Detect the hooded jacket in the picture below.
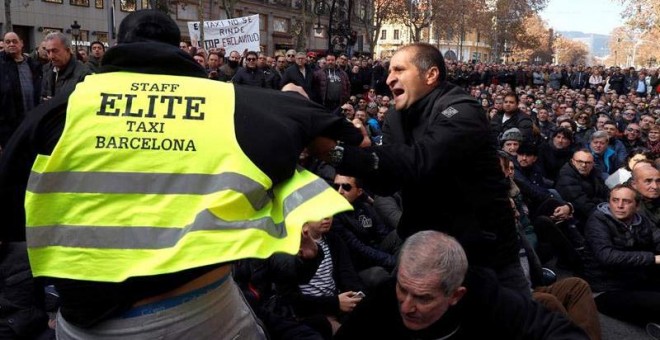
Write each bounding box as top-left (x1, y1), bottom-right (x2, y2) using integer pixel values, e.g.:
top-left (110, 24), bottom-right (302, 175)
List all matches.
top-left (583, 203), bottom-right (660, 292)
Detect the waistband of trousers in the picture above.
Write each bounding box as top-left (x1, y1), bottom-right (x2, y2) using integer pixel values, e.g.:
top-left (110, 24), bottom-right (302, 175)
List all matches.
top-left (121, 272), bottom-right (231, 319)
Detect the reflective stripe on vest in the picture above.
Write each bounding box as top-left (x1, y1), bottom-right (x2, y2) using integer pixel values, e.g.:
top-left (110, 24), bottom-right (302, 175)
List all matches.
top-left (25, 73), bottom-right (352, 282)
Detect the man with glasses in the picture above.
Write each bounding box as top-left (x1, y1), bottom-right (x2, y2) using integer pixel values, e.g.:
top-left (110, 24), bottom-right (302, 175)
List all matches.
top-left (620, 123), bottom-right (644, 154)
top-left (285, 49), bottom-right (296, 67)
top-left (0, 32), bottom-right (42, 148)
top-left (274, 55), bottom-right (287, 78)
top-left (331, 174), bottom-right (396, 288)
top-left (233, 51), bottom-right (268, 88)
top-left (556, 149), bottom-right (609, 230)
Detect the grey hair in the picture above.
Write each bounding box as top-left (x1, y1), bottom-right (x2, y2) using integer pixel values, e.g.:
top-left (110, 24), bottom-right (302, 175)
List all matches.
top-left (44, 32), bottom-right (72, 50)
top-left (398, 230), bottom-right (468, 296)
top-left (295, 52), bottom-right (306, 58)
top-left (590, 130), bottom-right (609, 142)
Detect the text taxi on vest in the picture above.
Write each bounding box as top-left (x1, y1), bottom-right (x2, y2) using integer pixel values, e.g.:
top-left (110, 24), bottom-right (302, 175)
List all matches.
top-left (95, 82), bottom-right (203, 152)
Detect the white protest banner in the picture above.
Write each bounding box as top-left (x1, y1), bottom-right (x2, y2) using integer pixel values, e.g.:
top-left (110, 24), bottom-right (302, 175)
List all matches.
top-left (187, 15), bottom-right (260, 53)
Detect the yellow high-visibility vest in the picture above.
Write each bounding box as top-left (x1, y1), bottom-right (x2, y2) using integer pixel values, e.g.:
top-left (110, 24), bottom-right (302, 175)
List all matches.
top-left (25, 72), bottom-right (352, 282)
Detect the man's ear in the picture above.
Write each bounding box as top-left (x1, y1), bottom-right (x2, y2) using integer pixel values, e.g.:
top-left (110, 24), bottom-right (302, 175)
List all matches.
top-left (448, 286), bottom-right (466, 306)
top-left (426, 66), bottom-right (440, 86)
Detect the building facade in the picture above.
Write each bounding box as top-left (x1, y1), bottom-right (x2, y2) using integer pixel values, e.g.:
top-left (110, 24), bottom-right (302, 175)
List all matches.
top-left (0, 0), bottom-right (368, 56)
top-left (375, 21), bottom-right (493, 62)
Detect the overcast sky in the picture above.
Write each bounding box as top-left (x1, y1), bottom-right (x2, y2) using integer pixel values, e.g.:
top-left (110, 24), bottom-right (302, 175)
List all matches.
top-left (539, 0), bottom-right (626, 35)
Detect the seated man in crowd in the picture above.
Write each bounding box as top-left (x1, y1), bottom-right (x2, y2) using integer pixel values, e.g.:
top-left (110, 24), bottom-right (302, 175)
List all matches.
top-left (510, 198), bottom-right (602, 340)
top-left (331, 175), bottom-right (396, 288)
top-left (582, 184), bottom-right (660, 331)
top-left (537, 128), bottom-right (575, 185)
top-left (586, 131), bottom-right (620, 181)
top-left (335, 230), bottom-right (589, 339)
top-left (500, 128), bottom-right (523, 157)
top-left (555, 149), bottom-right (609, 231)
top-left (512, 143), bottom-right (583, 270)
top-left (631, 162), bottom-right (660, 226)
top-left (274, 217), bottom-right (365, 339)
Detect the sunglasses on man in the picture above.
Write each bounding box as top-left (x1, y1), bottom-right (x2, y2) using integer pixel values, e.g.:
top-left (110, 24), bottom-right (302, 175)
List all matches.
top-left (332, 183), bottom-right (353, 191)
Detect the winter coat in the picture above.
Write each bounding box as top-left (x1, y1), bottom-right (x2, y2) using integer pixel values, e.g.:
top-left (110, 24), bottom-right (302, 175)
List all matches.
top-left (583, 203), bottom-right (660, 292)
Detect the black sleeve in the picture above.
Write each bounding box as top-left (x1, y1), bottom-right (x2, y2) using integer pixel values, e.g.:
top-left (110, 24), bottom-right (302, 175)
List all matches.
top-left (0, 96), bottom-right (68, 241)
top-left (337, 101), bottom-right (493, 196)
top-left (233, 86), bottom-right (361, 185)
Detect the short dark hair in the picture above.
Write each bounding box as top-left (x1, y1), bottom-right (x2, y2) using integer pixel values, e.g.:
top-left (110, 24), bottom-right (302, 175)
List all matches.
top-left (517, 142), bottom-right (538, 156)
top-left (117, 9), bottom-right (180, 47)
top-left (610, 183), bottom-right (641, 205)
top-left (90, 41), bottom-right (105, 51)
top-left (552, 127), bottom-right (574, 142)
top-left (503, 92), bottom-right (519, 104)
top-left (398, 43), bottom-right (447, 83)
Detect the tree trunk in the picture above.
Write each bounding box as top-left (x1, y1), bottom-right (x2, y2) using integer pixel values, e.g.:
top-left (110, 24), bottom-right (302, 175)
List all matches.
top-left (5, 0), bottom-right (12, 33)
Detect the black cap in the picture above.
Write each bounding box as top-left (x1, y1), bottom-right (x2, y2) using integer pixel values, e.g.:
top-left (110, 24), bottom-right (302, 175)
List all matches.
top-left (117, 9), bottom-right (180, 47)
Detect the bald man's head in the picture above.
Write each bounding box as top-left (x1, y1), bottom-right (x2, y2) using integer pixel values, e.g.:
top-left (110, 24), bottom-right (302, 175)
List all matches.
top-left (631, 163), bottom-right (660, 200)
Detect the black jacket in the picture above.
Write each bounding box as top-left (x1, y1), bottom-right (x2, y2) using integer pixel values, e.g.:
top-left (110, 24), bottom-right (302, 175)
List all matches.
top-left (335, 267), bottom-right (589, 340)
top-left (0, 242), bottom-right (48, 339)
top-left (537, 141), bottom-right (574, 184)
top-left (233, 66), bottom-right (267, 88)
top-left (280, 64), bottom-right (314, 98)
top-left (0, 41), bottom-right (360, 328)
top-left (555, 162), bottom-right (609, 225)
top-left (337, 82), bottom-right (519, 269)
top-left (273, 232), bottom-right (364, 317)
top-left (490, 110), bottom-right (534, 143)
top-left (0, 52), bottom-right (42, 147)
top-left (331, 196), bottom-right (396, 270)
top-left (583, 204), bottom-right (660, 292)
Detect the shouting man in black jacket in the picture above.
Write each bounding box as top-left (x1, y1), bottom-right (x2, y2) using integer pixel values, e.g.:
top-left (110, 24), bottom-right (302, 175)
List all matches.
top-left (309, 43), bottom-right (528, 294)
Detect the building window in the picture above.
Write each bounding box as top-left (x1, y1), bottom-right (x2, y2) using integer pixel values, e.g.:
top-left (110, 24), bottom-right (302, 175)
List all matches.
top-left (380, 29), bottom-right (386, 40)
top-left (393, 29), bottom-right (399, 40)
top-left (42, 0), bottom-right (63, 4)
top-left (70, 0), bottom-right (89, 6)
top-left (120, 0), bottom-right (136, 12)
top-left (95, 0), bottom-right (103, 8)
top-left (141, 0), bottom-right (149, 8)
top-left (273, 17), bottom-right (289, 33)
top-left (42, 27), bottom-right (62, 34)
top-left (95, 31), bottom-right (108, 44)
top-left (259, 14), bottom-right (267, 32)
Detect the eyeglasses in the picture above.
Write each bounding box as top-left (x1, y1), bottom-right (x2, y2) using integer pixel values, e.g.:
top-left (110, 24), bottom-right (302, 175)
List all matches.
top-left (626, 127), bottom-right (641, 132)
top-left (578, 115), bottom-right (588, 119)
top-left (287, 54), bottom-right (295, 57)
top-left (573, 159), bottom-right (594, 166)
top-left (332, 183), bottom-right (353, 191)
top-left (246, 58), bottom-right (256, 61)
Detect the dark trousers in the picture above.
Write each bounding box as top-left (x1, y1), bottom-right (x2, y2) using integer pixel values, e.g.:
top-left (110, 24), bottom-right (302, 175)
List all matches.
top-left (595, 290), bottom-right (660, 326)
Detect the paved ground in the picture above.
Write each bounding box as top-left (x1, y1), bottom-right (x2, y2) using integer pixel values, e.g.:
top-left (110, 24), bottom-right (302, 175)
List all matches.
top-left (600, 313), bottom-right (648, 340)
top-left (550, 262), bottom-right (652, 340)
